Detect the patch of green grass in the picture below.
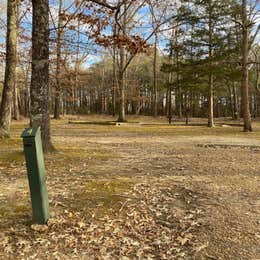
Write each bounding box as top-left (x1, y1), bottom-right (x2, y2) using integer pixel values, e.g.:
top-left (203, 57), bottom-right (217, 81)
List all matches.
top-left (72, 179), bottom-right (134, 217)
top-left (68, 120), bottom-right (117, 125)
top-left (0, 138), bottom-right (22, 148)
top-left (68, 120), bottom-right (140, 125)
top-left (10, 123), bottom-right (29, 137)
top-left (81, 125), bottom-right (239, 136)
top-left (0, 150), bottom-right (24, 167)
top-left (44, 147), bottom-right (117, 169)
top-left (0, 201), bottom-right (30, 219)
top-left (212, 175), bottom-right (260, 193)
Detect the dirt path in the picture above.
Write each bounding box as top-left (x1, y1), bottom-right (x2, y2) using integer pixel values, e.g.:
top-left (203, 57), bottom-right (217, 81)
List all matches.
top-left (0, 118), bottom-right (259, 259)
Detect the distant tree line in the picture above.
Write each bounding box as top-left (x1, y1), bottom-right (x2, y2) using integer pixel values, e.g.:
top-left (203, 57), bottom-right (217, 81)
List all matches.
top-left (0, 0), bottom-right (259, 151)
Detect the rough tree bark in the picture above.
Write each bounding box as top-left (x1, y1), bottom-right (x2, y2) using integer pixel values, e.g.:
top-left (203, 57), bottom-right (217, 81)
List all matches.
top-left (0, 0), bottom-right (18, 137)
top-left (74, 17), bottom-right (81, 113)
top-left (208, 0), bottom-right (215, 128)
top-left (117, 49), bottom-right (126, 122)
top-left (167, 75), bottom-right (173, 124)
top-left (12, 0), bottom-right (20, 121)
top-left (241, 0), bottom-right (252, 131)
top-left (30, 0), bottom-right (53, 151)
top-left (111, 23), bottom-right (118, 116)
top-left (152, 32), bottom-right (158, 117)
top-left (167, 40), bottom-right (173, 124)
top-left (13, 71), bottom-right (20, 120)
top-left (117, 4), bottom-right (127, 122)
top-left (176, 46), bottom-right (182, 118)
top-left (54, 0), bottom-right (63, 119)
top-left (227, 85), bottom-right (234, 119)
top-left (233, 82), bottom-right (239, 120)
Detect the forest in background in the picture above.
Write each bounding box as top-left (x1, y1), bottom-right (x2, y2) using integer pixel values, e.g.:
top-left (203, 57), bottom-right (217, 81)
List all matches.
top-left (0, 0), bottom-right (259, 151)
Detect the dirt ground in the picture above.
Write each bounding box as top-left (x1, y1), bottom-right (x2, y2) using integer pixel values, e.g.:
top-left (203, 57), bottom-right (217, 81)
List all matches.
top-left (0, 115), bottom-right (259, 259)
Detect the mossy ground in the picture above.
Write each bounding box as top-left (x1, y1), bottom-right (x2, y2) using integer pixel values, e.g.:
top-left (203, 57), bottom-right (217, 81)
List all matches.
top-left (69, 179), bottom-right (134, 217)
top-left (0, 151), bottom-right (24, 167)
top-left (0, 202), bottom-right (30, 220)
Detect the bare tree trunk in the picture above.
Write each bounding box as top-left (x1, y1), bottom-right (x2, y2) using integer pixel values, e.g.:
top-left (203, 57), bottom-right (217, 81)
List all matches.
top-left (24, 62), bottom-right (31, 116)
top-left (241, 0), bottom-right (252, 131)
top-left (30, 0), bottom-right (53, 152)
top-left (117, 4), bottom-right (127, 122)
top-left (167, 55), bottom-right (173, 124)
top-left (13, 0), bottom-right (20, 121)
top-left (232, 82), bottom-right (239, 119)
top-left (208, 72), bottom-right (215, 127)
top-left (0, 0), bottom-right (18, 137)
top-left (227, 85), bottom-right (234, 118)
top-left (54, 0), bottom-right (63, 119)
top-left (13, 75), bottom-right (20, 120)
top-left (117, 62), bottom-right (126, 122)
top-left (74, 17), bottom-right (80, 113)
top-left (167, 81), bottom-right (172, 124)
top-left (254, 65), bottom-right (260, 117)
top-left (153, 32), bottom-right (158, 117)
top-left (112, 54), bottom-right (117, 116)
top-left (176, 54), bottom-right (182, 118)
top-left (112, 23), bottom-right (117, 116)
top-left (208, 0), bottom-right (215, 128)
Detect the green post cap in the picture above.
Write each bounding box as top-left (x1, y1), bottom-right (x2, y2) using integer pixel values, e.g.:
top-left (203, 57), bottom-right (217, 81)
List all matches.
top-left (21, 127), bottom-right (41, 138)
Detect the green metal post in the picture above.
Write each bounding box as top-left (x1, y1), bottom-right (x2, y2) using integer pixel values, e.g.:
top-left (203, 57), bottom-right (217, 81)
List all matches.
top-left (21, 127), bottom-right (50, 224)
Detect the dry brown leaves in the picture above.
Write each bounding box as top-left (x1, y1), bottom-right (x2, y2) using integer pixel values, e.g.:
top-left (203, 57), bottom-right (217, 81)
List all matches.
top-left (0, 179), bottom-right (207, 259)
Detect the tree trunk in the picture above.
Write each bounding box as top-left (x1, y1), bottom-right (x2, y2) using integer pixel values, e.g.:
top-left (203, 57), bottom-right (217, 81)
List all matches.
top-left (30, 0), bottom-right (53, 152)
top-left (112, 23), bottom-right (117, 117)
top-left (167, 84), bottom-right (172, 124)
top-left (208, 72), bottom-right (215, 127)
top-left (232, 82), bottom-right (239, 119)
top-left (227, 85), bottom-right (235, 119)
top-left (0, 0), bottom-right (18, 137)
top-left (54, 0), bottom-right (63, 119)
top-left (13, 0), bottom-right (20, 121)
top-left (167, 61), bottom-right (173, 124)
top-left (117, 66), bottom-right (126, 122)
top-left (176, 51), bottom-right (182, 118)
top-left (208, 0), bottom-right (215, 128)
top-left (117, 5), bottom-right (127, 122)
top-left (13, 76), bottom-right (20, 120)
top-left (73, 17), bottom-right (80, 114)
top-left (241, 0), bottom-right (252, 131)
top-left (153, 32), bottom-right (158, 117)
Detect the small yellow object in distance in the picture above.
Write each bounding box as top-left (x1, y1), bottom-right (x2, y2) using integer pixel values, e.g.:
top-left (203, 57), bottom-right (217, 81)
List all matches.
top-left (27, 129), bottom-right (33, 135)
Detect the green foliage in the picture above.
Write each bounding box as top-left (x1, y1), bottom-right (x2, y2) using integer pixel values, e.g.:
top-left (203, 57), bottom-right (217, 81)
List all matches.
top-left (161, 0), bottom-right (243, 97)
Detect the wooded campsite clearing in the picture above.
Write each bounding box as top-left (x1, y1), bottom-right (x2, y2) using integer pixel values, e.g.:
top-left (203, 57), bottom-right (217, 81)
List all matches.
top-left (0, 116), bottom-right (259, 259)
